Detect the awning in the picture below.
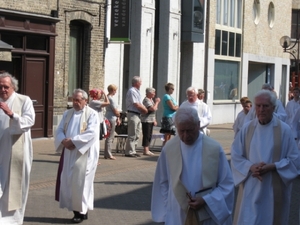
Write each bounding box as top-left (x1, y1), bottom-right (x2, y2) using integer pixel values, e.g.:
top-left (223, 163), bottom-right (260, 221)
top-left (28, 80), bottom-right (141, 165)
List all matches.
top-left (0, 40), bottom-right (14, 61)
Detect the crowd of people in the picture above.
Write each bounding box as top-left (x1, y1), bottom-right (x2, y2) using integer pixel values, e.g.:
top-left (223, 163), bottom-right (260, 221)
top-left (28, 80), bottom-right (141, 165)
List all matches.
top-left (1, 71), bottom-right (300, 224)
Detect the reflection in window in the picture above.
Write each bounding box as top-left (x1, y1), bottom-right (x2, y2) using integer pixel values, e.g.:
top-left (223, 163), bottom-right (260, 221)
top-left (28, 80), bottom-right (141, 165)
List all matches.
top-left (222, 31), bottom-right (228, 56)
top-left (223, 0), bottom-right (228, 25)
top-left (216, 0), bottom-right (221, 24)
top-left (215, 30), bottom-right (221, 55)
top-left (214, 60), bottom-right (240, 100)
top-left (230, 0), bottom-right (235, 27)
top-left (229, 32), bottom-right (235, 56)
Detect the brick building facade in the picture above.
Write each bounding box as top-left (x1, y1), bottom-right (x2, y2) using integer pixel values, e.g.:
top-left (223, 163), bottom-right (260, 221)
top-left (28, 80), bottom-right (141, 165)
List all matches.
top-left (0, 0), bottom-right (106, 137)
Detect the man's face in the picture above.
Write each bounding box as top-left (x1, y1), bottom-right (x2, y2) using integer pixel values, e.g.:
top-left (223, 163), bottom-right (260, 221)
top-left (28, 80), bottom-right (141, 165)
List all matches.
top-left (197, 93), bottom-right (204, 100)
top-left (255, 95), bottom-right (275, 125)
top-left (293, 90), bottom-right (300, 99)
top-left (134, 80), bottom-right (142, 89)
top-left (242, 103), bottom-right (251, 114)
top-left (177, 120), bottom-right (200, 145)
top-left (72, 92), bottom-right (87, 111)
top-left (0, 77), bottom-right (14, 101)
top-left (187, 90), bottom-right (197, 103)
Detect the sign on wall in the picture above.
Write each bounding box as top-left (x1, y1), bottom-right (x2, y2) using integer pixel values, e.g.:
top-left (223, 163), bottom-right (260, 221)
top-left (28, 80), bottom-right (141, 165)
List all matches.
top-left (110, 0), bottom-right (130, 42)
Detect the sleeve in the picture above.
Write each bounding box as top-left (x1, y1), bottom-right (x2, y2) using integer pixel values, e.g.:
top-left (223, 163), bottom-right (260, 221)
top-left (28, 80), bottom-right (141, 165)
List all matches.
top-left (275, 126), bottom-right (300, 185)
top-left (199, 104), bottom-right (212, 128)
top-left (151, 148), bottom-right (169, 222)
top-left (273, 100), bottom-right (287, 122)
top-left (9, 96), bottom-right (35, 134)
top-left (54, 110), bottom-right (68, 152)
top-left (202, 147), bottom-right (235, 224)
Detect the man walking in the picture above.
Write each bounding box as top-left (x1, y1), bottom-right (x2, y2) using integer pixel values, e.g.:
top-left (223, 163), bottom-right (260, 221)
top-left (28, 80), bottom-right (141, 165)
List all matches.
top-left (231, 89), bottom-right (299, 225)
top-left (151, 107), bottom-right (234, 224)
top-left (0, 72), bottom-right (35, 224)
top-left (125, 76), bottom-right (148, 157)
top-left (55, 89), bottom-right (99, 223)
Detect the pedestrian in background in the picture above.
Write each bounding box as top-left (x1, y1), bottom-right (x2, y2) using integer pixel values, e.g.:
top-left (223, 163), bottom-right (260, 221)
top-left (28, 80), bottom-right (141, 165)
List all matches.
top-left (0, 72), bottom-right (35, 224)
top-left (55, 89), bottom-right (99, 223)
top-left (141, 87), bottom-right (160, 155)
top-left (152, 107), bottom-right (234, 224)
top-left (104, 84), bottom-right (121, 160)
top-left (125, 76), bottom-right (148, 157)
top-left (160, 82), bottom-right (178, 145)
top-left (89, 88), bottom-right (110, 140)
top-left (231, 89), bottom-right (299, 225)
top-left (232, 97), bottom-right (252, 138)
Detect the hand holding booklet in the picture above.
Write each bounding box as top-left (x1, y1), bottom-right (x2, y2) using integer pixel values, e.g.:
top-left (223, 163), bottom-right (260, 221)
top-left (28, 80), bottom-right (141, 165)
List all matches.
top-left (195, 187), bottom-right (213, 222)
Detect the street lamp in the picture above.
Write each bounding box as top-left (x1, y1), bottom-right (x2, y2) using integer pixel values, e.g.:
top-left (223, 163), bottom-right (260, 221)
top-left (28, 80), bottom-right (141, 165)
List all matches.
top-left (280, 35), bottom-right (299, 87)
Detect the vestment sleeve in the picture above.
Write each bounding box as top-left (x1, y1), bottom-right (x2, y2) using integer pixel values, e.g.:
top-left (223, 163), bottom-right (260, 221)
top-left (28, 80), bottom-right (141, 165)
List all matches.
top-left (202, 147), bottom-right (235, 224)
top-left (273, 100), bottom-right (287, 122)
top-left (9, 96), bottom-right (35, 134)
top-left (151, 148), bottom-right (169, 222)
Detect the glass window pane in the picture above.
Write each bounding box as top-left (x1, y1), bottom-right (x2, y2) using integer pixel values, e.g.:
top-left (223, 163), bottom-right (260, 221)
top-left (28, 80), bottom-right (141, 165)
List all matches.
top-left (222, 31), bottom-right (228, 56)
top-left (230, 0), bottom-right (235, 27)
top-left (235, 33), bottom-right (241, 57)
top-left (237, 0), bottom-right (242, 28)
top-left (1, 33), bottom-right (23, 49)
top-left (215, 30), bottom-right (221, 55)
top-left (216, 0), bottom-right (221, 24)
top-left (214, 60), bottom-right (240, 100)
top-left (223, 0), bottom-right (228, 25)
top-left (229, 32), bottom-right (235, 56)
top-left (26, 35), bottom-right (47, 51)
top-left (291, 10), bottom-right (300, 39)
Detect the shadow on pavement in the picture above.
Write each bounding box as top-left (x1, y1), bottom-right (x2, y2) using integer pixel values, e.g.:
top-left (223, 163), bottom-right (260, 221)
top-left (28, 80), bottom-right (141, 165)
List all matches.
top-left (24, 217), bottom-right (71, 224)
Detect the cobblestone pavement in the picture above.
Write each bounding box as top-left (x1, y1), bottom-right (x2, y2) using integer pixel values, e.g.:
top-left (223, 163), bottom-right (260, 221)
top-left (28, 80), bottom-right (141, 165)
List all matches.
top-left (23, 124), bottom-right (300, 225)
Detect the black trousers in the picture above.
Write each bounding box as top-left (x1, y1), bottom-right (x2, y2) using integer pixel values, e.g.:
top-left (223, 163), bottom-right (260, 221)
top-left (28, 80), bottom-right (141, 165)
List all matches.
top-left (141, 122), bottom-right (154, 147)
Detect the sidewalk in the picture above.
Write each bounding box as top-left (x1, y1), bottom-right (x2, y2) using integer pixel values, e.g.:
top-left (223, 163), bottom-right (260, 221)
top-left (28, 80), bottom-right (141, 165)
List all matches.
top-left (23, 123), bottom-right (300, 225)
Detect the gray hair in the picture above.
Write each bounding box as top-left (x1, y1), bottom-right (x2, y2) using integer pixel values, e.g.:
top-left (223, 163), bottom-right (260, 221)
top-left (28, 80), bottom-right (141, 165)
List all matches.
top-left (0, 71), bottom-right (19, 91)
top-left (186, 86), bottom-right (198, 95)
top-left (146, 87), bottom-right (155, 94)
top-left (132, 76), bottom-right (141, 85)
top-left (174, 107), bottom-right (199, 127)
top-left (73, 88), bottom-right (88, 99)
top-left (254, 89), bottom-right (277, 106)
top-left (261, 83), bottom-right (273, 91)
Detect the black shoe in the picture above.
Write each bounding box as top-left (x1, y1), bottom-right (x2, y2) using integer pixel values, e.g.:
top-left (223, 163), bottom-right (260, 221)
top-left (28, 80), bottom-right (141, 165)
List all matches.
top-left (71, 216), bottom-right (83, 223)
top-left (82, 213), bottom-right (88, 220)
top-left (125, 154), bottom-right (137, 157)
top-left (72, 211), bottom-right (87, 223)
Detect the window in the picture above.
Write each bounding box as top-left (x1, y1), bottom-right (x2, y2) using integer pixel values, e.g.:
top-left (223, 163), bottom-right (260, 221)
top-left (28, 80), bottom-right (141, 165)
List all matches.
top-left (268, 2), bottom-right (275, 28)
top-left (214, 60), bottom-right (240, 100)
top-left (291, 10), bottom-right (300, 39)
top-left (68, 21), bottom-right (85, 96)
top-left (215, 0), bottom-right (243, 101)
top-left (253, 0), bottom-right (260, 25)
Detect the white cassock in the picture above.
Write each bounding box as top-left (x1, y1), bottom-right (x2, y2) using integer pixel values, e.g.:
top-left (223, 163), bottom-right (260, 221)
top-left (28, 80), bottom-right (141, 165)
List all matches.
top-left (244, 99), bottom-right (287, 124)
top-left (55, 107), bottom-right (99, 214)
top-left (180, 100), bottom-right (212, 134)
top-left (151, 133), bottom-right (234, 225)
top-left (232, 110), bottom-right (247, 138)
top-left (0, 92), bottom-right (35, 225)
top-left (285, 98), bottom-right (300, 127)
top-left (231, 117), bottom-right (299, 225)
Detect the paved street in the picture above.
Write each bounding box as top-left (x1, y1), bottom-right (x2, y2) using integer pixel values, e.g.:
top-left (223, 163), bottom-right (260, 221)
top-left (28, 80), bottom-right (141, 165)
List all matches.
top-left (23, 124), bottom-right (300, 225)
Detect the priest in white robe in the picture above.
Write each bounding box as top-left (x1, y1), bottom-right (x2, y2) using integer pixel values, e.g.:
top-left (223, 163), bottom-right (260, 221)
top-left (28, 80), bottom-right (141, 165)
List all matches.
top-left (231, 90), bottom-right (300, 225)
top-left (0, 72), bottom-right (35, 225)
top-left (151, 107), bottom-right (234, 225)
top-left (55, 89), bottom-right (99, 223)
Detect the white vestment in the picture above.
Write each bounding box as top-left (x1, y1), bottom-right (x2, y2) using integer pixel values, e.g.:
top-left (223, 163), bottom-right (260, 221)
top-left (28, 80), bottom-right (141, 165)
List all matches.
top-left (244, 99), bottom-right (287, 124)
top-left (285, 99), bottom-right (300, 139)
top-left (54, 106), bottom-right (99, 214)
top-left (232, 110), bottom-right (247, 138)
top-left (0, 92), bottom-right (35, 225)
top-left (180, 100), bottom-right (212, 133)
top-left (231, 117), bottom-right (300, 225)
top-left (151, 133), bottom-right (234, 225)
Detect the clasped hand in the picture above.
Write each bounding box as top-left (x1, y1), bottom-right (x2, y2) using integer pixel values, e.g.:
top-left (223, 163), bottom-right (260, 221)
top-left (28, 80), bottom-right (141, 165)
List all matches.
top-left (250, 162), bottom-right (275, 181)
top-left (62, 138), bottom-right (76, 150)
top-left (0, 102), bottom-right (13, 117)
top-left (188, 196), bottom-right (206, 210)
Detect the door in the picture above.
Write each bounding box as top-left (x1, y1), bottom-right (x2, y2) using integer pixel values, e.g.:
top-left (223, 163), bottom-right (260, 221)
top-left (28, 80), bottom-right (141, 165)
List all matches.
top-left (24, 57), bottom-right (47, 138)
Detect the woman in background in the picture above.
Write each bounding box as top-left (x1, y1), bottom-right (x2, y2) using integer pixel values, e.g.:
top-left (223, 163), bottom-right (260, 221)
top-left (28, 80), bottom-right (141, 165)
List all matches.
top-left (160, 83), bottom-right (178, 145)
top-left (141, 88), bottom-right (160, 155)
top-left (89, 89), bottom-right (110, 140)
top-left (104, 84), bottom-right (121, 160)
